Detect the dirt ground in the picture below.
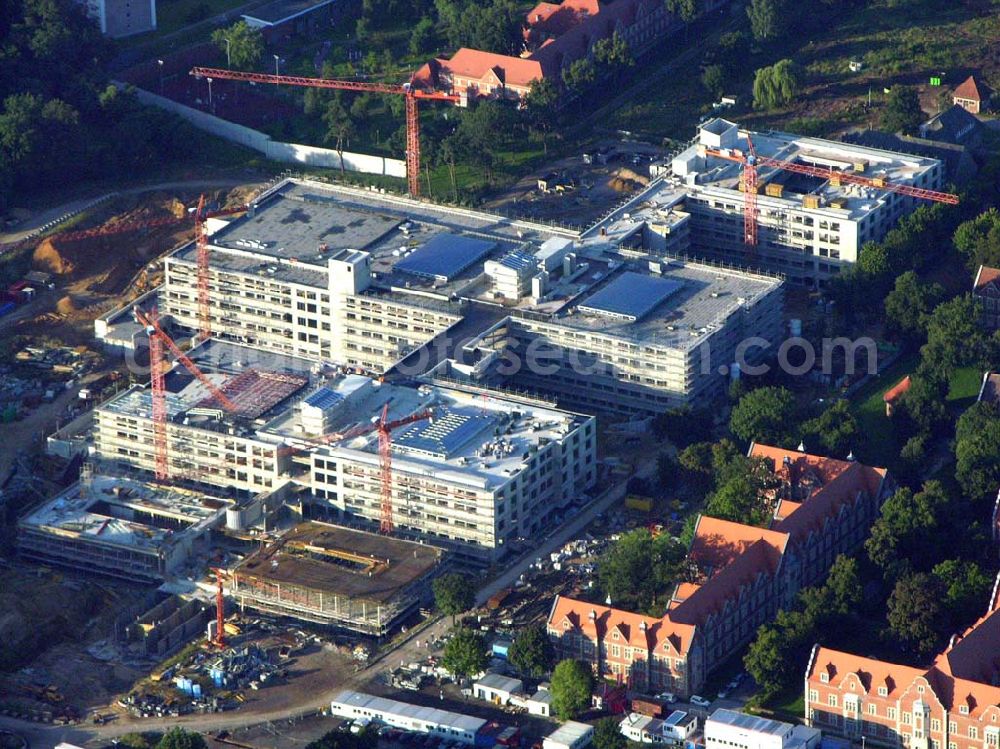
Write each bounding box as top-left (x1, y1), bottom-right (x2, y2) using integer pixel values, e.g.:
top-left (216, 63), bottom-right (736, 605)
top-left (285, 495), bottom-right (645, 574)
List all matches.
top-left (483, 142), bottom-right (666, 227)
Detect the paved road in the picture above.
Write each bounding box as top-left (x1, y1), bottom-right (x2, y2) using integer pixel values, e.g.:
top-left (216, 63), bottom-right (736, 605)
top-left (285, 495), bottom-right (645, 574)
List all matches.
top-left (0, 178), bottom-right (260, 246)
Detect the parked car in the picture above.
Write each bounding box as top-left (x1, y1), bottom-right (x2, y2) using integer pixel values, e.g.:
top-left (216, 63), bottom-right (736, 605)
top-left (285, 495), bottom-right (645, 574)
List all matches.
top-left (690, 695), bottom-right (712, 708)
top-left (656, 692), bottom-right (678, 704)
top-left (717, 689), bottom-right (729, 700)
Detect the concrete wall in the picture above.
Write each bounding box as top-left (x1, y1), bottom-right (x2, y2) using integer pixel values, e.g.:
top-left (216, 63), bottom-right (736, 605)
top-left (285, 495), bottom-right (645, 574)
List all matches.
top-left (127, 85), bottom-right (406, 179)
top-left (131, 596), bottom-right (209, 657)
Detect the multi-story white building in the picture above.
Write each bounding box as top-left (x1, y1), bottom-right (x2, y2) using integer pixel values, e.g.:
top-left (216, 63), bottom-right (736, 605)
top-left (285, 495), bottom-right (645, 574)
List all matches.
top-left (668, 119), bottom-right (945, 285)
top-left (97, 179), bottom-right (783, 417)
top-left (706, 710), bottom-right (820, 749)
top-left (92, 338), bottom-right (595, 562)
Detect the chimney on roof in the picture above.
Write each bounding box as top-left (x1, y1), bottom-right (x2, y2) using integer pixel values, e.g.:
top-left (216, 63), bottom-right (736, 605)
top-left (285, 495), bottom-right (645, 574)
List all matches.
top-left (847, 450), bottom-right (855, 462)
top-left (589, 609), bottom-right (597, 621)
top-left (605, 595), bottom-right (612, 606)
top-left (639, 620), bottom-right (647, 632)
top-left (797, 441), bottom-right (806, 452)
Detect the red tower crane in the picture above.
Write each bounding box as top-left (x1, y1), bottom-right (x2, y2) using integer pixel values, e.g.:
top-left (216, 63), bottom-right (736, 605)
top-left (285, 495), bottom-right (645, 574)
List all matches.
top-left (374, 403), bottom-right (432, 534)
top-left (189, 67), bottom-right (460, 198)
top-left (703, 133), bottom-right (960, 248)
top-left (134, 306), bottom-right (240, 480)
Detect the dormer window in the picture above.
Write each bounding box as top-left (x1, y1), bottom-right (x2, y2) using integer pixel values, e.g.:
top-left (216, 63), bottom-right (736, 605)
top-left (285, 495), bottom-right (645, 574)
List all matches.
top-left (918, 686), bottom-right (925, 694)
top-left (612, 631), bottom-right (619, 641)
top-left (878, 687), bottom-right (888, 697)
top-left (820, 673), bottom-right (829, 683)
top-left (960, 706), bottom-right (969, 715)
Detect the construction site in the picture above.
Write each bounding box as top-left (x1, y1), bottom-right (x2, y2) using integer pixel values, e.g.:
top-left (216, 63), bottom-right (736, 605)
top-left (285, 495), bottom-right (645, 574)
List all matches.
top-left (231, 522), bottom-right (444, 635)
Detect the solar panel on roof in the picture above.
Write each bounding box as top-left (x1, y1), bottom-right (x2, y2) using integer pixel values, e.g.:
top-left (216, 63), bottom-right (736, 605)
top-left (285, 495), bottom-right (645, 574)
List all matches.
top-left (577, 271), bottom-right (683, 321)
top-left (304, 387), bottom-right (344, 411)
top-left (396, 233), bottom-right (496, 281)
top-left (499, 250), bottom-right (535, 271)
top-left (394, 411), bottom-right (495, 459)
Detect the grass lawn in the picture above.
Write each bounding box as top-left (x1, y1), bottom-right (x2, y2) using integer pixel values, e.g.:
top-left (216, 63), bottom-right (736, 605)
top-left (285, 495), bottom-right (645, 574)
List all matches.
top-left (850, 353), bottom-right (919, 468)
top-left (757, 687), bottom-right (805, 724)
top-left (947, 366), bottom-right (982, 408)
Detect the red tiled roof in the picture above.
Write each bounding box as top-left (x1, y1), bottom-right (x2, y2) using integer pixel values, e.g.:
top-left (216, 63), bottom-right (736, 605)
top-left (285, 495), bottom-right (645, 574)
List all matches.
top-left (423, 49), bottom-right (545, 90)
top-left (882, 375), bottom-right (912, 404)
top-left (974, 265), bottom-right (1000, 291)
top-left (525, 0), bottom-right (602, 38)
top-left (808, 646), bottom-right (926, 700)
top-left (548, 595), bottom-right (696, 654)
top-left (954, 75), bottom-right (992, 103)
top-left (689, 515), bottom-right (789, 573)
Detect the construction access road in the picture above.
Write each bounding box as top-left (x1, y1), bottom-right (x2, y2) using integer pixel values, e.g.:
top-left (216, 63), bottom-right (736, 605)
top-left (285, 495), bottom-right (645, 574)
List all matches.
top-left (0, 453), bottom-right (657, 749)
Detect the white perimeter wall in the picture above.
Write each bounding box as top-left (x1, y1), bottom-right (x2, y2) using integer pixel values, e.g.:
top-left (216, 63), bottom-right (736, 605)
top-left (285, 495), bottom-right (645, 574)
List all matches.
top-left (126, 84), bottom-right (406, 179)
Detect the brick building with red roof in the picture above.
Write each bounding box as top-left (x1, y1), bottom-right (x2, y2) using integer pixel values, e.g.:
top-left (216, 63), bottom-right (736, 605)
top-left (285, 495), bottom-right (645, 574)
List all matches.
top-left (547, 444), bottom-right (892, 697)
top-left (805, 577), bottom-right (1000, 749)
top-left (412, 0), bottom-right (727, 104)
top-left (973, 265), bottom-right (1000, 330)
top-left (953, 76), bottom-right (993, 115)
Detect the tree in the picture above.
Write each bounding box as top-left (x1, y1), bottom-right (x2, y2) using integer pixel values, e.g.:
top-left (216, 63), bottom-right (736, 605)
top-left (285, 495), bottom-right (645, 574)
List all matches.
top-left (701, 64), bottom-right (726, 98)
top-left (156, 729), bottom-right (207, 749)
top-left (526, 77), bottom-right (560, 154)
top-left (932, 559), bottom-right (992, 627)
top-left (562, 58), bottom-right (596, 93)
top-left (865, 482), bottom-right (949, 578)
top-left (211, 21), bottom-right (264, 70)
top-left (730, 386), bottom-right (798, 445)
top-left (920, 295), bottom-right (989, 379)
top-left (306, 726), bottom-right (378, 749)
top-left (753, 59), bottom-right (800, 110)
top-left (666, 0), bottom-right (698, 22)
top-left (550, 659), bottom-right (593, 719)
top-left (801, 400), bottom-right (861, 458)
top-left (884, 271), bottom-right (944, 344)
top-left (433, 572), bottom-right (475, 624)
top-left (823, 554), bottom-right (863, 617)
top-left (593, 32), bottom-right (634, 77)
top-left (409, 16), bottom-right (436, 55)
top-left (652, 406), bottom-right (712, 450)
top-left (593, 718), bottom-right (627, 749)
top-left (508, 624), bottom-right (555, 677)
top-left (442, 627), bottom-right (488, 678)
top-left (747, 0), bottom-right (786, 41)
top-left (887, 573), bottom-right (945, 655)
top-left (743, 623), bottom-right (789, 700)
top-left (323, 97), bottom-right (357, 175)
top-left (597, 528), bottom-right (688, 611)
top-left (880, 86), bottom-right (924, 136)
top-left (955, 414), bottom-right (1000, 502)
top-left (953, 208), bottom-right (1000, 271)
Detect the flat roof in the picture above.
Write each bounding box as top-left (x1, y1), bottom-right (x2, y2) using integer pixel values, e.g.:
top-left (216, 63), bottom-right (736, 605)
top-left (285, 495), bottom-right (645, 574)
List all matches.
top-left (708, 709), bottom-right (791, 736)
top-left (577, 271), bottom-right (683, 321)
top-left (475, 673), bottom-right (524, 692)
top-left (331, 690), bottom-right (487, 733)
top-left (234, 522), bottom-right (442, 602)
top-left (673, 123), bottom-right (942, 219)
top-left (242, 0), bottom-right (336, 25)
top-left (20, 474), bottom-right (230, 550)
top-left (396, 233), bottom-right (496, 282)
top-left (545, 721), bottom-right (594, 744)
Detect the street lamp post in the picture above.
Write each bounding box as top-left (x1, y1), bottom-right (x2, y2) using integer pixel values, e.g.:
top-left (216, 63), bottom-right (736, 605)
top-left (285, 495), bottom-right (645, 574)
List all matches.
top-left (224, 38), bottom-right (231, 68)
top-left (207, 77), bottom-right (214, 112)
top-left (157, 59), bottom-right (164, 93)
top-left (273, 54), bottom-right (280, 76)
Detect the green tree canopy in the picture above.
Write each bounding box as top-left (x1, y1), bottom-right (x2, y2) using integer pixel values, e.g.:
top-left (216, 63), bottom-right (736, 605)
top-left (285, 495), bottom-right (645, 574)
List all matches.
top-left (594, 31), bottom-right (634, 75)
top-left (442, 627), bottom-right (488, 678)
top-left (409, 16), bottom-right (437, 54)
top-left (665, 0), bottom-right (698, 22)
top-left (865, 482), bottom-right (950, 578)
top-left (593, 718), bottom-right (627, 749)
top-left (156, 729), bottom-right (207, 749)
top-left (932, 559), bottom-right (992, 628)
top-left (211, 21), bottom-right (264, 70)
top-left (433, 572), bottom-right (475, 623)
top-left (753, 59), bottom-right (800, 109)
top-left (953, 208), bottom-right (1000, 271)
top-left (550, 659), bottom-right (594, 719)
top-left (884, 271), bottom-right (945, 344)
top-left (920, 294), bottom-right (990, 380)
top-left (880, 86), bottom-right (924, 136)
top-left (597, 528), bottom-right (689, 612)
top-left (801, 400), bottom-right (861, 459)
top-left (747, 0), bottom-right (787, 41)
top-left (887, 573), bottom-right (946, 655)
top-left (562, 58), bottom-right (597, 93)
top-left (730, 386), bottom-right (798, 445)
top-left (701, 64), bottom-right (726, 98)
top-left (508, 624), bottom-right (555, 677)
